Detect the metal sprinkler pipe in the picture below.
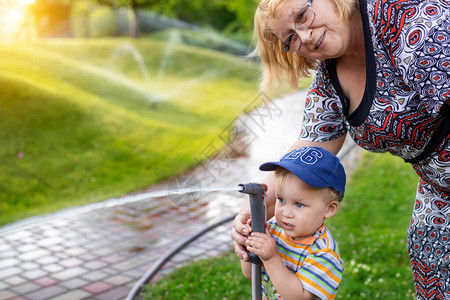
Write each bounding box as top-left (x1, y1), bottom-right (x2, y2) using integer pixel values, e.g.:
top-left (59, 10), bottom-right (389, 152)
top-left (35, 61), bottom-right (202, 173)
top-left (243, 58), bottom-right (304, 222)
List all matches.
top-left (238, 183), bottom-right (267, 300)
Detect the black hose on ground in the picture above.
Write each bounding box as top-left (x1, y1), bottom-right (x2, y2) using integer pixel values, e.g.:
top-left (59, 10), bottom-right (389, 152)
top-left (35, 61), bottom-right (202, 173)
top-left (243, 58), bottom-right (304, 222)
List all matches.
top-left (125, 214), bottom-right (236, 300)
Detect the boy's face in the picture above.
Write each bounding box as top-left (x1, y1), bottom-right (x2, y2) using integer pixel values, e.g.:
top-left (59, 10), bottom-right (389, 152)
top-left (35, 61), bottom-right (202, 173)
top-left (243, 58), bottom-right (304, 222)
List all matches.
top-left (274, 172), bottom-right (338, 240)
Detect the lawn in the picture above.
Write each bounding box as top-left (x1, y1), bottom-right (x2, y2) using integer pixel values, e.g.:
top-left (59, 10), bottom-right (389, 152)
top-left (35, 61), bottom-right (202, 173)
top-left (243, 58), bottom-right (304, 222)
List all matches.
top-left (143, 151), bottom-right (419, 299)
top-left (0, 34), bottom-right (262, 225)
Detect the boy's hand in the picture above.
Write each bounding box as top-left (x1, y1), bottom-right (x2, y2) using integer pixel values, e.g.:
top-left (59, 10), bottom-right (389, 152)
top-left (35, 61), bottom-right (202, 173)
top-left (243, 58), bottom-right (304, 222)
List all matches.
top-left (245, 226), bottom-right (277, 262)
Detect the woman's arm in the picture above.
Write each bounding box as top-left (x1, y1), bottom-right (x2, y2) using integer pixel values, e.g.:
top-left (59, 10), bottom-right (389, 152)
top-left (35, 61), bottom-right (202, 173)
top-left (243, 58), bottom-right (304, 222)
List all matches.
top-left (231, 136), bottom-right (346, 261)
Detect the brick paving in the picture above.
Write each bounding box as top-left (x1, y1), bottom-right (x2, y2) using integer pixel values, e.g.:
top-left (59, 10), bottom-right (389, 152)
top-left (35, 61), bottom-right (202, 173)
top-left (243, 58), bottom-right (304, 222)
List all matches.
top-left (0, 91), bottom-right (362, 300)
top-left (0, 191), bottom-right (242, 300)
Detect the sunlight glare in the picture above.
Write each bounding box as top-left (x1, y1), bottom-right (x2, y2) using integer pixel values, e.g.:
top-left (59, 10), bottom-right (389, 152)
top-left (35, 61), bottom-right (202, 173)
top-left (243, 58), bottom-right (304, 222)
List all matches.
top-left (0, 2), bottom-right (29, 38)
top-left (16, 0), bottom-right (35, 4)
top-left (5, 7), bottom-right (23, 22)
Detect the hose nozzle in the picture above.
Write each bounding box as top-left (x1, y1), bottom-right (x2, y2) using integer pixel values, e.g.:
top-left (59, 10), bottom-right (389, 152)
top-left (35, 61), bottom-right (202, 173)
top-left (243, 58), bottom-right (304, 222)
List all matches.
top-left (238, 182), bottom-right (267, 267)
top-left (238, 183), bottom-right (267, 195)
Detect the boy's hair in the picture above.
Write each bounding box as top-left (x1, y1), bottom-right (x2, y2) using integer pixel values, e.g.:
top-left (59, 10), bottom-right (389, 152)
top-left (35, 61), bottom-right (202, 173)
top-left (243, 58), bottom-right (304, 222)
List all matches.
top-left (274, 167), bottom-right (343, 203)
top-left (253, 0), bottom-right (358, 91)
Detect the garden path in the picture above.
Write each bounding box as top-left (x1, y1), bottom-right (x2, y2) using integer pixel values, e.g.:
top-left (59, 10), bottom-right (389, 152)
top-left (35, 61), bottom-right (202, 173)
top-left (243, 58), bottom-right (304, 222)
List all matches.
top-left (0, 90), bottom-right (362, 300)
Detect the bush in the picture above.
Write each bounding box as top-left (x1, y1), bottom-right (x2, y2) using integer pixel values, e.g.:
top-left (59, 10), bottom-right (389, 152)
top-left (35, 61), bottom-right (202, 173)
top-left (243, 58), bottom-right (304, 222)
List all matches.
top-left (70, 1), bottom-right (90, 38)
top-left (116, 7), bottom-right (132, 36)
top-left (88, 6), bottom-right (117, 37)
top-left (149, 29), bottom-right (251, 56)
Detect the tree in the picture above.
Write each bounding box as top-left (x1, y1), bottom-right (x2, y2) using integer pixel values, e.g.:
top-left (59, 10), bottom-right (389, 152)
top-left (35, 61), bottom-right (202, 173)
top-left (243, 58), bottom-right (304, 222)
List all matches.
top-left (89, 0), bottom-right (165, 37)
top-left (30, 0), bottom-right (257, 38)
top-left (225, 0), bottom-right (259, 33)
top-left (30, 0), bottom-right (72, 37)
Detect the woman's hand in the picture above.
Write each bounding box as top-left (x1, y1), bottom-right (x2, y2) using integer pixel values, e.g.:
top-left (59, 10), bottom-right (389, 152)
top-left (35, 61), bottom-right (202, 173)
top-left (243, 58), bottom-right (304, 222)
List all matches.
top-left (231, 172), bottom-right (277, 261)
top-left (245, 226), bottom-right (277, 262)
top-left (231, 206), bottom-right (252, 261)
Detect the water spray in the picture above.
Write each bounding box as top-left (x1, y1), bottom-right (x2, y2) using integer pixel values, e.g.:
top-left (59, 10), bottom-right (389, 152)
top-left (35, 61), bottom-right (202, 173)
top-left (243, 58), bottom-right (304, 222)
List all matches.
top-left (238, 182), bottom-right (267, 300)
top-left (126, 183), bottom-right (266, 300)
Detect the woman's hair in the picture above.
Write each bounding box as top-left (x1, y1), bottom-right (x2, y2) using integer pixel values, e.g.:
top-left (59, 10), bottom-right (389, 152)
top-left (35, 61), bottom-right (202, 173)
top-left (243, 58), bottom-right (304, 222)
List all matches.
top-left (253, 0), bottom-right (358, 91)
top-left (274, 167), bottom-right (343, 203)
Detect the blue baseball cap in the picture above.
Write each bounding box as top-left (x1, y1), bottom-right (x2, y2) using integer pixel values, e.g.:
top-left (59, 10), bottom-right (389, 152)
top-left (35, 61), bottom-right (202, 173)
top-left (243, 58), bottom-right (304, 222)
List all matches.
top-left (259, 146), bottom-right (346, 198)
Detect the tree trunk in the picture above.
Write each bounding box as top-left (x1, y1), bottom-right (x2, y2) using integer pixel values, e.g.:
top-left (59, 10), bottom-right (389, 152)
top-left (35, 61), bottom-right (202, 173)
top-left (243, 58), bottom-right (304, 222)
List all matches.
top-left (130, 0), bottom-right (139, 38)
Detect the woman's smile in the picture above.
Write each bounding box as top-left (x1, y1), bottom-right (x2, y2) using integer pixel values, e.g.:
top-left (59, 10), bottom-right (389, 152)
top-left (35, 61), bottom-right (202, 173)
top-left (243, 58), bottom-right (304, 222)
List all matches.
top-left (315, 31), bottom-right (325, 49)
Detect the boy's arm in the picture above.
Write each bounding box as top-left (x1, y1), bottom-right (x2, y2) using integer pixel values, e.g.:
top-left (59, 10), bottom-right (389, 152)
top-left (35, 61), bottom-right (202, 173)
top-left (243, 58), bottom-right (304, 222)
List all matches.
top-left (262, 256), bottom-right (314, 300)
top-left (246, 228), bottom-right (315, 300)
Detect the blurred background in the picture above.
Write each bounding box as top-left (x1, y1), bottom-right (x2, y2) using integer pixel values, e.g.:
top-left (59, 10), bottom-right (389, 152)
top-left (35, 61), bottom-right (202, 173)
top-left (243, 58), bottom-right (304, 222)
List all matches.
top-left (0, 0), bottom-right (261, 226)
top-left (0, 0), bottom-right (256, 42)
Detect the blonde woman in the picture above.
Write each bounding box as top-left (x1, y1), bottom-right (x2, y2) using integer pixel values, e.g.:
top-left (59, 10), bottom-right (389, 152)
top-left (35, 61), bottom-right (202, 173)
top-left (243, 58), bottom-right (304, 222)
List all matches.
top-left (231, 0), bottom-right (450, 298)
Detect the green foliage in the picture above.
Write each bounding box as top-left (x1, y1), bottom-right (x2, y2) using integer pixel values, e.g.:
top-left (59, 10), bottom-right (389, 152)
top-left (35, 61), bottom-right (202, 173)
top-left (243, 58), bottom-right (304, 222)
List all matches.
top-left (116, 8), bottom-right (133, 36)
top-left (31, 0), bottom-right (258, 40)
top-left (224, 0), bottom-right (259, 33)
top-left (138, 0), bottom-right (257, 34)
top-left (149, 28), bottom-right (251, 56)
top-left (0, 38), bottom-right (260, 225)
top-left (70, 1), bottom-right (91, 37)
top-left (70, 1), bottom-right (131, 38)
top-left (148, 0), bottom-right (233, 30)
top-left (145, 152), bottom-right (419, 299)
top-left (88, 6), bottom-right (117, 37)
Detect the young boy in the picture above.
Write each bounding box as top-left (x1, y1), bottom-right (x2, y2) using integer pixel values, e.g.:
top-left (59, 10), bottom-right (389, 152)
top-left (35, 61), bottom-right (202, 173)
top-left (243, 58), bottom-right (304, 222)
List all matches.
top-left (241, 146), bottom-right (345, 300)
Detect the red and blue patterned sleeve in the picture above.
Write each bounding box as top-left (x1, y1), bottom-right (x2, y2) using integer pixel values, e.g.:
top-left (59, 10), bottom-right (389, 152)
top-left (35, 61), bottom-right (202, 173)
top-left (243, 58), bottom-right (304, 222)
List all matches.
top-left (374, 0), bottom-right (450, 113)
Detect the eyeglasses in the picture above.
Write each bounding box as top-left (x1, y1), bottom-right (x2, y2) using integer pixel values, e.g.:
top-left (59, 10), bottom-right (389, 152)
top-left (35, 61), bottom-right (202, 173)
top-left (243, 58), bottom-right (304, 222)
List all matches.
top-left (281, 0), bottom-right (316, 54)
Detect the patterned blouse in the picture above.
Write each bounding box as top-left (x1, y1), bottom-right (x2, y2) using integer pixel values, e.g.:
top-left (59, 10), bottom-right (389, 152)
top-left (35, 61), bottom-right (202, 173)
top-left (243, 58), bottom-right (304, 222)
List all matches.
top-left (299, 0), bottom-right (450, 193)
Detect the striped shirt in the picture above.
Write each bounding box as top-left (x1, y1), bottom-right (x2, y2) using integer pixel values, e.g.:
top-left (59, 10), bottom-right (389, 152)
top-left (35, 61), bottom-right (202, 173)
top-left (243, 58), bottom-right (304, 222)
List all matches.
top-left (261, 217), bottom-right (343, 300)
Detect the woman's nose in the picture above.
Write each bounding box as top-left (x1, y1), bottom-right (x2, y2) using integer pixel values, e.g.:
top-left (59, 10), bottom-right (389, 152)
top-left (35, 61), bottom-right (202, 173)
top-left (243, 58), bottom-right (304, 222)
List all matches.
top-left (296, 28), bottom-right (313, 45)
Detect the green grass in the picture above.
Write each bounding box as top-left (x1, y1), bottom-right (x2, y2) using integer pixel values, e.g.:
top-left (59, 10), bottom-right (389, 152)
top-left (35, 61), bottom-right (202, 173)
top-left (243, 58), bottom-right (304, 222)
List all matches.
top-left (143, 251), bottom-right (250, 300)
top-left (0, 36), bottom-right (261, 225)
top-left (143, 151), bottom-right (419, 299)
top-left (330, 151), bottom-right (418, 299)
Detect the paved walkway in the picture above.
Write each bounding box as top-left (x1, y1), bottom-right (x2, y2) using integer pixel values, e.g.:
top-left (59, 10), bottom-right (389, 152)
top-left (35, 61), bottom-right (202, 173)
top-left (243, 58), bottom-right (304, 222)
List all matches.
top-left (0, 193), bottom-right (238, 300)
top-left (0, 91), bottom-right (362, 300)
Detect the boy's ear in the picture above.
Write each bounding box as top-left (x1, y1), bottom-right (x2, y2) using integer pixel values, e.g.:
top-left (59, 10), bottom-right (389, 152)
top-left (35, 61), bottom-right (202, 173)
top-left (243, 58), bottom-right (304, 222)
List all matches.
top-left (325, 200), bottom-right (339, 219)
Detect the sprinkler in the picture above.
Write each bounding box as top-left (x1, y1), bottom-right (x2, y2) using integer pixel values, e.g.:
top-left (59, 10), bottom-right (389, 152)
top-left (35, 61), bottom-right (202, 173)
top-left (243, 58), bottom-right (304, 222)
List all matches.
top-left (238, 183), bottom-right (267, 300)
